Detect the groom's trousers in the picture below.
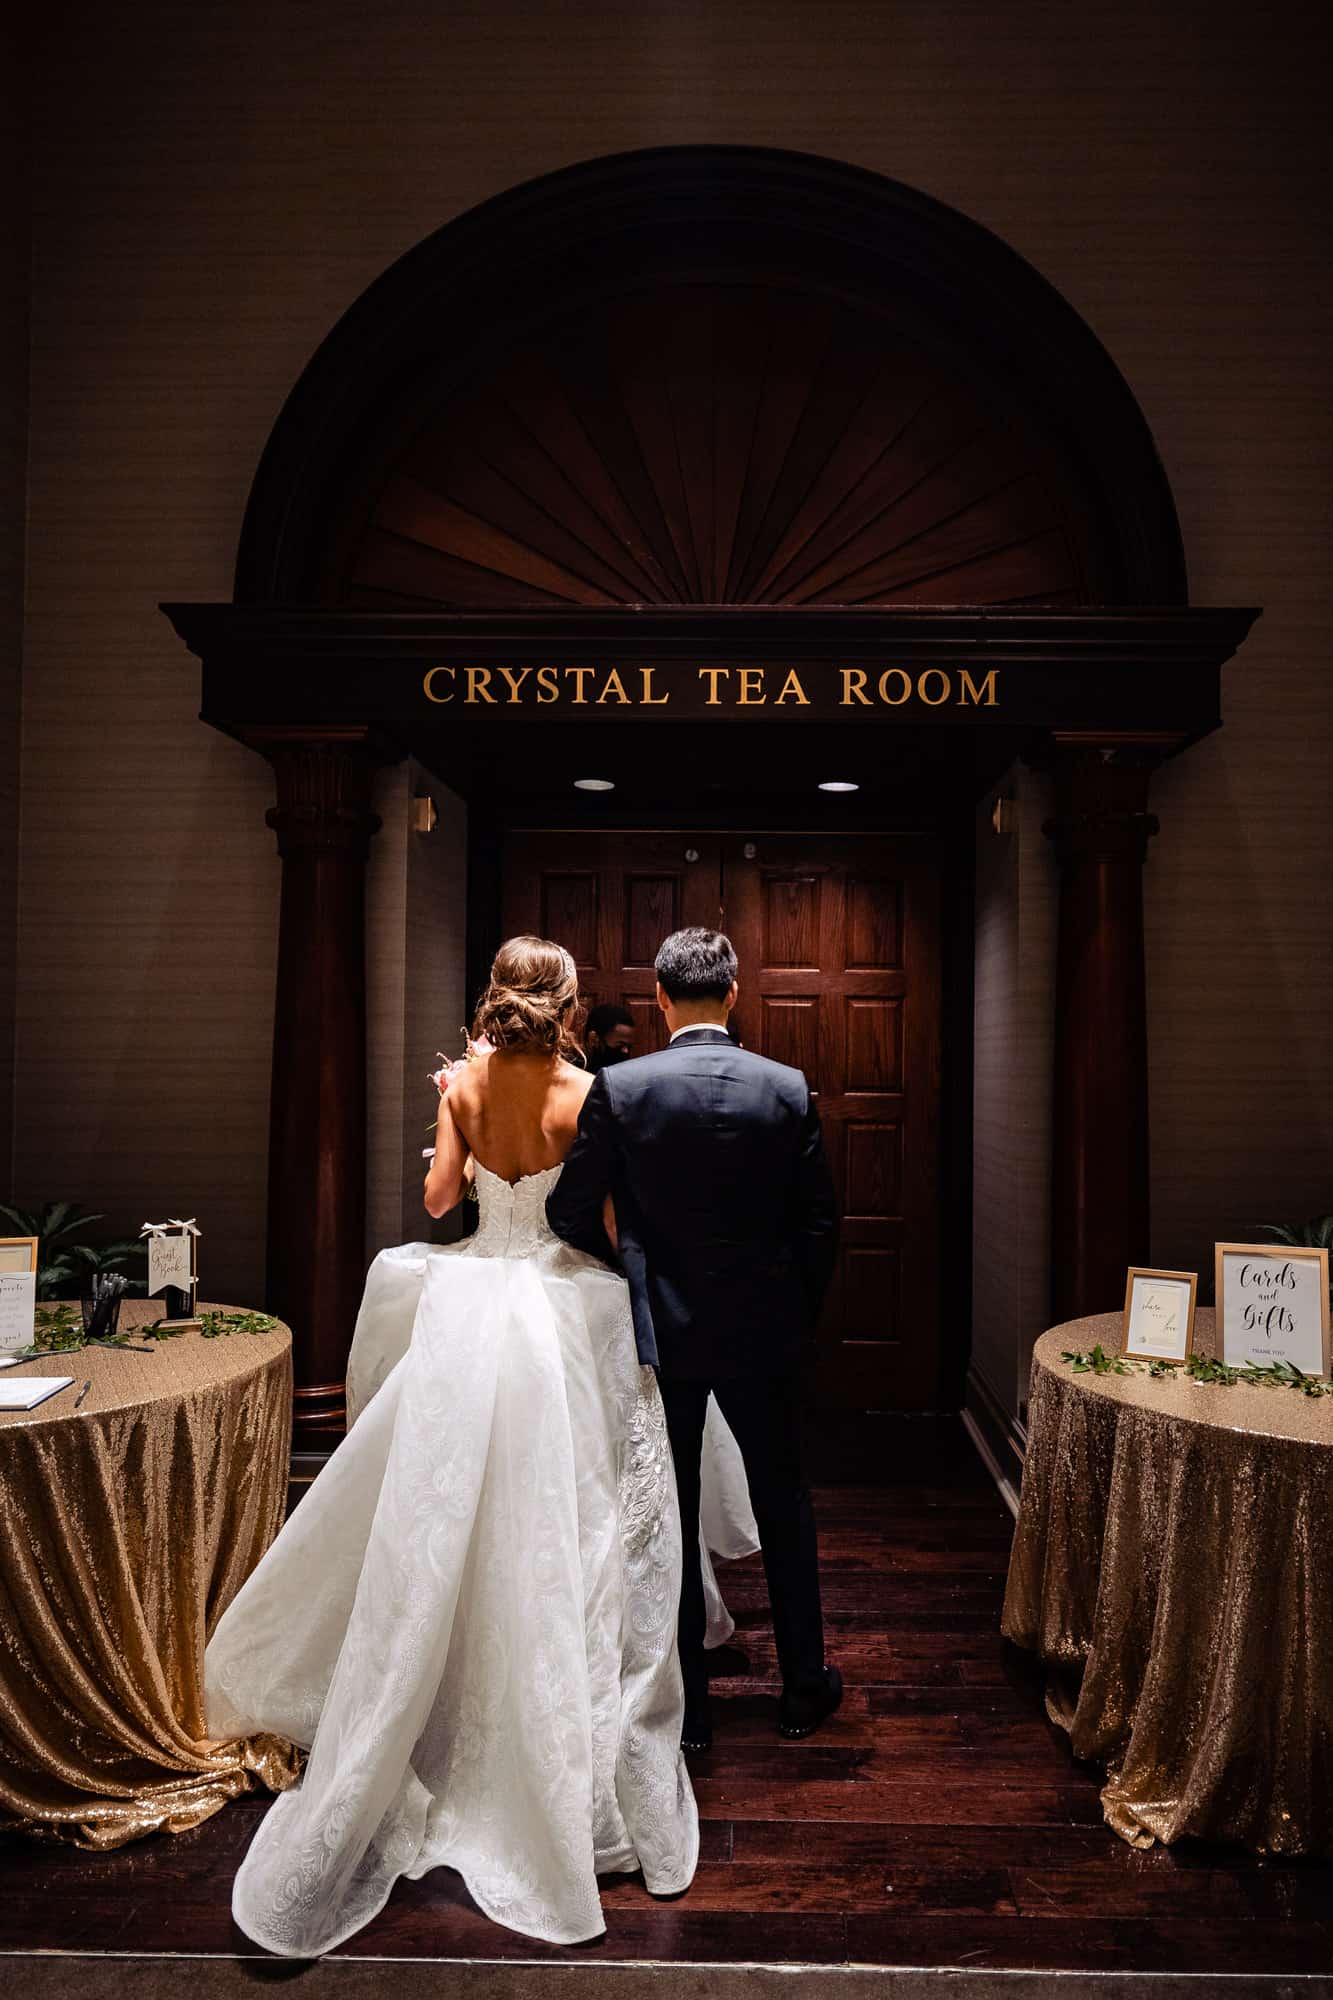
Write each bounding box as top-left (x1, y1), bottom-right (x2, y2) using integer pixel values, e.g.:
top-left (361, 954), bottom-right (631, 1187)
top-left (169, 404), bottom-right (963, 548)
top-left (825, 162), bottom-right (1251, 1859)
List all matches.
top-left (658, 1373), bottom-right (826, 1706)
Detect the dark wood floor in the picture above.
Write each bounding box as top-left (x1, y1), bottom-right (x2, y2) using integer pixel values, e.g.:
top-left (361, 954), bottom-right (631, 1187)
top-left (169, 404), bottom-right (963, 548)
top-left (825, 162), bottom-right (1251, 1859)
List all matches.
top-left (4, 1417), bottom-right (1331, 1976)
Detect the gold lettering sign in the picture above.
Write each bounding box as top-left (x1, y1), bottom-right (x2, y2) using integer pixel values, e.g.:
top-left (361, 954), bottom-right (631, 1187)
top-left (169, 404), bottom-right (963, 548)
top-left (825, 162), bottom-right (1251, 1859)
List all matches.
top-left (420, 664), bottom-right (1001, 712)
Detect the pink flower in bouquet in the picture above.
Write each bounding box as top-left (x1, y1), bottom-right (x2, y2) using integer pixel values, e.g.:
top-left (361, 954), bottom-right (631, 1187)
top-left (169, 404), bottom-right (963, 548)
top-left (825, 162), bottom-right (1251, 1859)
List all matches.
top-left (424, 1034), bottom-right (494, 1159)
top-left (428, 1034), bottom-right (494, 1096)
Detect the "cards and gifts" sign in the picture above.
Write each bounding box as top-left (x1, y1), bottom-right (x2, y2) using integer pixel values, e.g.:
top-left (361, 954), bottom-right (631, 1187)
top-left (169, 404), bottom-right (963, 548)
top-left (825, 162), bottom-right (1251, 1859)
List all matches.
top-left (1215, 1243), bottom-right (1331, 1377)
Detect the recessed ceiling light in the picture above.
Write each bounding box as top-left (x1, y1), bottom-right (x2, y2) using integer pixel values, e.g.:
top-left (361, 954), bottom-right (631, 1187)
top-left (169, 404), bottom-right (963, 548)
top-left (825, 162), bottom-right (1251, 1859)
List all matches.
top-left (818, 779), bottom-right (859, 793)
top-left (574, 777), bottom-right (615, 792)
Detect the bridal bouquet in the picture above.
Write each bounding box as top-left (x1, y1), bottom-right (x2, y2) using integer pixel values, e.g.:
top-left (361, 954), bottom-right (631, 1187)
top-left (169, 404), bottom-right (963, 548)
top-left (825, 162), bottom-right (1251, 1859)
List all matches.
top-left (423, 1032), bottom-right (493, 1166)
top-left (428, 1032), bottom-right (493, 1100)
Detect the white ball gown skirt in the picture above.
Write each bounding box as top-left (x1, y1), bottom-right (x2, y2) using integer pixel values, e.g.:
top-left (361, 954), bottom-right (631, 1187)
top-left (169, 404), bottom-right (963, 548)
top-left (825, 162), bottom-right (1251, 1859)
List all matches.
top-left (204, 1163), bottom-right (744, 1954)
top-left (345, 1233), bottom-right (759, 1643)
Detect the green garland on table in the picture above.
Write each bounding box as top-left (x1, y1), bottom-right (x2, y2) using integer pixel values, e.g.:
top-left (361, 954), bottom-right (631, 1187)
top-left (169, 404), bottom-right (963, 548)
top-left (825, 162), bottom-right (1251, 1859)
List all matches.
top-left (141, 1309), bottom-right (278, 1340)
top-left (198, 1309), bottom-right (279, 1339)
top-left (13, 1302), bottom-right (279, 1357)
top-left (13, 1303), bottom-right (139, 1357)
top-left (1062, 1342), bottom-right (1333, 1398)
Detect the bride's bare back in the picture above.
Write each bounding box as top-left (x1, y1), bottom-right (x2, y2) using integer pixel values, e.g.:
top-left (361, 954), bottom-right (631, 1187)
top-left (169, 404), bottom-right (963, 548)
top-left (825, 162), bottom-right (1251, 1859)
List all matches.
top-left (424, 1050), bottom-right (593, 1215)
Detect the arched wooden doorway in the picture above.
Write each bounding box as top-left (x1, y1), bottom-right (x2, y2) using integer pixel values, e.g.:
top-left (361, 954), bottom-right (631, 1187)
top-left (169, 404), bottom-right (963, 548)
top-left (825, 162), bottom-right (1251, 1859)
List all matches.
top-left (165, 148), bottom-right (1255, 1454)
top-left (234, 146), bottom-right (1186, 608)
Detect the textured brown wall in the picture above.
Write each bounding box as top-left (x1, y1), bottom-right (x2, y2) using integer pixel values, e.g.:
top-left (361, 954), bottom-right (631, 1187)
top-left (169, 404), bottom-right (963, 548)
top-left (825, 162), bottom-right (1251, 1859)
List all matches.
top-left (366, 761), bottom-right (468, 1256)
top-left (0, 18), bottom-right (29, 1193)
top-left (971, 768), bottom-right (1058, 1440)
top-left (365, 768), bottom-right (410, 1261)
top-left (14, 0), bottom-right (1332, 1359)
top-left (971, 795), bottom-right (1022, 1426)
top-left (402, 774), bottom-right (469, 1244)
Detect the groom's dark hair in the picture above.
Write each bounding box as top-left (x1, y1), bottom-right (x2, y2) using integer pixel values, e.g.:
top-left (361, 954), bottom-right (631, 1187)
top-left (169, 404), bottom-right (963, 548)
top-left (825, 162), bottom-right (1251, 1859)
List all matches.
top-left (655, 928), bottom-right (738, 1002)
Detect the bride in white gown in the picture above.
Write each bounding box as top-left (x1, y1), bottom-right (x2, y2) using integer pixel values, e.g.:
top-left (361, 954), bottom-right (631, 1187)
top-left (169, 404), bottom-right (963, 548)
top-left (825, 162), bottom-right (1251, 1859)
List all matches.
top-left (204, 936), bottom-right (756, 1956)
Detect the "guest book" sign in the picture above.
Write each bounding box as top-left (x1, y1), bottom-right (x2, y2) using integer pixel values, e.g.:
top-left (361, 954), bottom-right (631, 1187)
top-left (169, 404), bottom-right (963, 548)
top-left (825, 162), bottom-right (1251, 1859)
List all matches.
top-left (1215, 1243), bottom-right (1332, 1377)
top-left (147, 1231), bottom-right (193, 1297)
top-left (140, 1216), bottom-right (201, 1329)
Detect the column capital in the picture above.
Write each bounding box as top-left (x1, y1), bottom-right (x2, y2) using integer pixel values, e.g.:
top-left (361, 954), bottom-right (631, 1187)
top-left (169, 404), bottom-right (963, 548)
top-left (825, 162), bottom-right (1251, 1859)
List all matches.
top-left (1031, 732), bottom-right (1178, 869)
top-left (243, 728), bottom-right (387, 863)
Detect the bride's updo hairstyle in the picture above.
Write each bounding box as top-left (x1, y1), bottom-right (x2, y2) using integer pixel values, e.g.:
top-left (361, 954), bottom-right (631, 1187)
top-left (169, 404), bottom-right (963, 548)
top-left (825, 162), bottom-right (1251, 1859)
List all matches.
top-left (472, 935), bottom-right (581, 1057)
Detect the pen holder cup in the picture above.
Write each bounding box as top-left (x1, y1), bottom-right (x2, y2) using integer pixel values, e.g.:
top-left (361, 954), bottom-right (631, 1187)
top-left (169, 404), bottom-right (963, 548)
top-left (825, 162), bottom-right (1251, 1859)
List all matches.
top-left (81, 1278), bottom-right (126, 1343)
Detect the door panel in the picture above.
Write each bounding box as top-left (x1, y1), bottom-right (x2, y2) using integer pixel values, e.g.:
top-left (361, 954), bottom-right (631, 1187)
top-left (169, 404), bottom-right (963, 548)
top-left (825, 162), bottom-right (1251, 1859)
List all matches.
top-left (499, 827), bottom-right (942, 1408)
top-left (538, 870), bottom-right (601, 964)
top-left (501, 830), bottom-right (722, 1055)
top-left (725, 835), bottom-right (941, 1411)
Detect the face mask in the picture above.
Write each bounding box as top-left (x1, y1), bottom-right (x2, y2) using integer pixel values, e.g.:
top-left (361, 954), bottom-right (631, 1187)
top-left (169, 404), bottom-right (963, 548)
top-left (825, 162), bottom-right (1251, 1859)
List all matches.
top-left (590, 1042), bottom-right (631, 1069)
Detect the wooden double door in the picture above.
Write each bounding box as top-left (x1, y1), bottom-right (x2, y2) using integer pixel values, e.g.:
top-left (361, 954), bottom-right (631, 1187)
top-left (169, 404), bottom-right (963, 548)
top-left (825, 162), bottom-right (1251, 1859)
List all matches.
top-left (502, 830), bottom-right (942, 1410)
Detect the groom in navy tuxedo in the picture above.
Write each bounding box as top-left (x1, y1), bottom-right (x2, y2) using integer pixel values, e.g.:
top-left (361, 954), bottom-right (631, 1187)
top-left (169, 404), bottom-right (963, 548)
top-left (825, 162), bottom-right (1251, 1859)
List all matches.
top-left (547, 928), bottom-right (842, 1752)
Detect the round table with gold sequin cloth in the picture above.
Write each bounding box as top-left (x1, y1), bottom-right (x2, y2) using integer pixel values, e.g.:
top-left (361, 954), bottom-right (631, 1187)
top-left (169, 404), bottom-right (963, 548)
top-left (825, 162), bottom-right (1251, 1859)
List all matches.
top-left (1002, 1308), bottom-right (1333, 1856)
top-left (0, 1301), bottom-right (301, 1847)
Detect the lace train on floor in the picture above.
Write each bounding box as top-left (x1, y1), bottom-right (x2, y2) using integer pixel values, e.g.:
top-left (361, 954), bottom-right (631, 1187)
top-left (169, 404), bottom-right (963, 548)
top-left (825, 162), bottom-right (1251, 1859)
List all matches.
top-left (205, 1164), bottom-right (699, 1952)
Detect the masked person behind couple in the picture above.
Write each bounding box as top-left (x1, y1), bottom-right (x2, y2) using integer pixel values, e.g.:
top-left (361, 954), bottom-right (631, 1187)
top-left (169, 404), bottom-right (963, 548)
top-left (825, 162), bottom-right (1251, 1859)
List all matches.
top-left (584, 1001), bottom-right (636, 1073)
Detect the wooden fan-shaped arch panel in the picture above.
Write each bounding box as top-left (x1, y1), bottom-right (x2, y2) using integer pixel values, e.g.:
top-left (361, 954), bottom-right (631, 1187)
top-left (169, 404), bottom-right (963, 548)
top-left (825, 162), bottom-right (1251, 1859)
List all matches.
top-left (342, 285), bottom-right (1094, 611)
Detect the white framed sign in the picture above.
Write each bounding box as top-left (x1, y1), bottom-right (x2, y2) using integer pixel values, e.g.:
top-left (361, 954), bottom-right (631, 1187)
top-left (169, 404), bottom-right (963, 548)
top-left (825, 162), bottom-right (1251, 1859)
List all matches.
top-left (0, 1238), bottom-right (38, 1357)
top-left (1215, 1243), bottom-right (1331, 1377)
top-left (1121, 1266), bottom-right (1198, 1364)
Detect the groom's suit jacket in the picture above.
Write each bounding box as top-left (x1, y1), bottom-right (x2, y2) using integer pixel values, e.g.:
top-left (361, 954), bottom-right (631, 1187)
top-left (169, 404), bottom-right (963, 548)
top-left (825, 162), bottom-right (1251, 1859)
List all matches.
top-left (547, 1028), bottom-right (839, 1379)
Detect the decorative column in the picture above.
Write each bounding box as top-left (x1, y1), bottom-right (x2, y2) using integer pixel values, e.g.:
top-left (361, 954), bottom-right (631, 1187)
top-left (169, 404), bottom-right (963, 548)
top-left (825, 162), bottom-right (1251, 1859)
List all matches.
top-left (256, 728), bottom-right (383, 1455)
top-left (1041, 734), bottom-right (1173, 1325)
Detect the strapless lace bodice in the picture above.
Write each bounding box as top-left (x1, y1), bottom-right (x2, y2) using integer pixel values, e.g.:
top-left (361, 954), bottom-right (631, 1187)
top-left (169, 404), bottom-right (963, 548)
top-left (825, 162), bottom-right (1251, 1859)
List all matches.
top-left (468, 1160), bottom-right (563, 1259)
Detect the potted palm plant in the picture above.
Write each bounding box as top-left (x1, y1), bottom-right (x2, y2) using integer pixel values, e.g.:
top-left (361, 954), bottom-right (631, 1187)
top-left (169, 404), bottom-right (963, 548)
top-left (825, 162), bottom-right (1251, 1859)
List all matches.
top-left (0, 1200), bottom-right (148, 1301)
top-left (1257, 1212), bottom-right (1333, 1308)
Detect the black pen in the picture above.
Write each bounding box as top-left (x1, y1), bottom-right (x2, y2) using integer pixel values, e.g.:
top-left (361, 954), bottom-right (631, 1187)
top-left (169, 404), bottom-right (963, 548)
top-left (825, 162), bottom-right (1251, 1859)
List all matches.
top-left (73, 1380), bottom-right (92, 1409)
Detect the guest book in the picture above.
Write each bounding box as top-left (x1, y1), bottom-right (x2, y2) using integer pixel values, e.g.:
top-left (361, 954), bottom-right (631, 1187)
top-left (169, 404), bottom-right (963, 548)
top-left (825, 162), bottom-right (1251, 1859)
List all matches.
top-left (0, 1375), bottom-right (75, 1411)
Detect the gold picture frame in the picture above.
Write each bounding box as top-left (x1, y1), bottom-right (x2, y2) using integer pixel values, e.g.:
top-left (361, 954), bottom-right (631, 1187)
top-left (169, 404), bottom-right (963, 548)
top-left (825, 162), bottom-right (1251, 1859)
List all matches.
top-left (0, 1236), bottom-right (39, 1276)
top-left (1215, 1242), bottom-right (1332, 1377)
top-left (1121, 1266), bottom-right (1198, 1364)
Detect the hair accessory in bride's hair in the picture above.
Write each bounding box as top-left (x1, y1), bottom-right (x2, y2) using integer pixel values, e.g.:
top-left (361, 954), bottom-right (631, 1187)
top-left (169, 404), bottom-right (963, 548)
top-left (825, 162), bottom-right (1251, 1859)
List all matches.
top-left (471, 935), bottom-right (582, 1059)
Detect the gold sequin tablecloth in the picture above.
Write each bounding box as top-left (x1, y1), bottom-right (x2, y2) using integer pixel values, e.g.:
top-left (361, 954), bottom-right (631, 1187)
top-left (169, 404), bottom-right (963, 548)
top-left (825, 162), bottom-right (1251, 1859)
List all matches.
top-left (1002, 1309), bottom-right (1333, 1856)
top-left (0, 1302), bottom-right (301, 1847)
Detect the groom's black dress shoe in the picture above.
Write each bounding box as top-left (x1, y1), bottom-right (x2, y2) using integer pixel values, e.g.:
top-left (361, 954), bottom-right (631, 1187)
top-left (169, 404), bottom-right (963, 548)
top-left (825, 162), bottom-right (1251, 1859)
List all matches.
top-left (681, 1696), bottom-right (713, 1754)
top-left (777, 1664), bottom-right (843, 1740)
